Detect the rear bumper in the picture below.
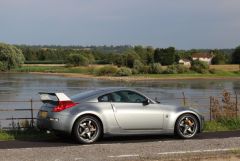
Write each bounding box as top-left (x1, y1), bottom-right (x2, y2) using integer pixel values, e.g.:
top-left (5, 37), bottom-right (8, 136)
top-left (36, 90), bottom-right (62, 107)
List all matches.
top-left (37, 112), bottom-right (73, 134)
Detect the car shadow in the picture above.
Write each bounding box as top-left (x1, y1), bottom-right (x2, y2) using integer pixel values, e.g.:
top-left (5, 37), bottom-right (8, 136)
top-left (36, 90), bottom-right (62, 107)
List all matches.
top-left (1, 130), bottom-right (240, 149)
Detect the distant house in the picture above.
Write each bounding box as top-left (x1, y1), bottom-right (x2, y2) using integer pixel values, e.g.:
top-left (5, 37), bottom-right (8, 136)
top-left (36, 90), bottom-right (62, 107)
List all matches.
top-left (179, 59), bottom-right (191, 66)
top-left (192, 52), bottom-right (214, 65)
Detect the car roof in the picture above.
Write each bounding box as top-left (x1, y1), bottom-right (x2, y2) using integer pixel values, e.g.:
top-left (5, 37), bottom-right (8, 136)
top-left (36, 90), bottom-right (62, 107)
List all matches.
top-left (71, 87), bottom-right (145, 102)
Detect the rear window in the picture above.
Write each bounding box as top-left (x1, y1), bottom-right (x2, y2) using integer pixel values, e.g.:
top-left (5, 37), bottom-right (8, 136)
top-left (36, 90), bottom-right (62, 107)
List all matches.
top-left (71, 90), bottom-right (103, 101)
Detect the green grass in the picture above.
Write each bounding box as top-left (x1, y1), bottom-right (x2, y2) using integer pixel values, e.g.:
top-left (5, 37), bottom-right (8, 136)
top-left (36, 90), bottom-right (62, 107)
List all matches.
top-left (0, 129), bottom-right (56, 141)
top-left (13, 65), bottom-right (94, 74)
top-left (0, 130), bottom-right (14, 140)
top-left (204, 117), bottom-right (240, 132)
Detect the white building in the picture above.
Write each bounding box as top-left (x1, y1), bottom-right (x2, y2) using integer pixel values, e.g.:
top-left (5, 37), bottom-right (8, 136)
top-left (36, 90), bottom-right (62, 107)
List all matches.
top-left (179, 59), bottom-right (191, 66)
top-left (192, 53), bottom-right (213, 65)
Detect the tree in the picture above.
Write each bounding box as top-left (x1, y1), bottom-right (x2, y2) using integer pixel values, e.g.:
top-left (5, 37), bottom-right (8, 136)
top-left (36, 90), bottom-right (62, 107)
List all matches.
top-left (112, 54), bottom-right (125, 67)
top-left (211, 50), bottom-right (229, 65)
top-left (82, 52), bottom-right (95, 64)
top-left (66, 54), bottom-right (89, 66)
top-left (232, 46), bottom-right (240, 64)
top-left (145, 46), bottom-right (154, 64)
top-left (0, 43), bottom-right (25, 71)
top-left (134, 45), bottom-right (147, 64)
top-left (154, 47), bottom-right (177, 65)
top-left (123, 50), bottom-right (140, 68)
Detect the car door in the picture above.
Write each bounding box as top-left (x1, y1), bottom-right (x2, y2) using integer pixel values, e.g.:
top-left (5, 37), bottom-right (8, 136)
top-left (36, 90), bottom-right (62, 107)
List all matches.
top-left (110, 90), bottom-right (164, 130)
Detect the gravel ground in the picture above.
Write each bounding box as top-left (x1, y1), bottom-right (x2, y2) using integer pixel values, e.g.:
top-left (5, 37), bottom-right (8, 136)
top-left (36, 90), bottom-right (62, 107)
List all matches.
top-left (0, 137), bottom-right (240, 161)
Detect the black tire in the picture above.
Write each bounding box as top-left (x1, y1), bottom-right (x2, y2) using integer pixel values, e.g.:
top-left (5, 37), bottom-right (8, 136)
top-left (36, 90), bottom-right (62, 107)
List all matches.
top-left (73, 115), bottom-right (102, 144)
top-left (175, 114), bottom-right (199, 139)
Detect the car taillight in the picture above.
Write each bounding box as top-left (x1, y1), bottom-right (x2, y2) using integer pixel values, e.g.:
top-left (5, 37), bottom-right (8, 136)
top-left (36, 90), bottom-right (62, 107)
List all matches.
top-left (52, 101), bottom-right (78, 112)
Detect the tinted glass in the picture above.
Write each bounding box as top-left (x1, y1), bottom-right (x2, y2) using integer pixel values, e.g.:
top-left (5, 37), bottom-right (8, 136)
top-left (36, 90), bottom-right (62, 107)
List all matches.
top-left (98, 94), bottom-right (110, 102)
top-left (112, 91), bottom-right (147, 103)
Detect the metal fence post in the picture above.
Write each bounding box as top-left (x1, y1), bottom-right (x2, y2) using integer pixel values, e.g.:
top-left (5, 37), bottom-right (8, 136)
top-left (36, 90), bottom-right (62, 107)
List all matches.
top-left (30, 99), bottom-right (34, 128)
top-left (182, 92), bottom-right (186, 106)
top-left (209, 96), bottom-right (212, 121)
top-left (11, 116), bottom-right (14, 129)
top-left (235, 91), bottom-right (238, 118)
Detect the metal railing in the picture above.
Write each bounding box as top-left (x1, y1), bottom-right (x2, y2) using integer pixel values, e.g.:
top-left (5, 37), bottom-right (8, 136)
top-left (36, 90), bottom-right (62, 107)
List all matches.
top-left (0, 91), bottom-right (239, 129)
top-left (0, 99), bottom-right (40, 129)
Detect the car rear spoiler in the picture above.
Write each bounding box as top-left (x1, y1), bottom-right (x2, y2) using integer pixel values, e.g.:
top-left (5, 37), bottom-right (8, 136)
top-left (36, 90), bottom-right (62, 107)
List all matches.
top-left (39, 92), bottom-right (71, 102)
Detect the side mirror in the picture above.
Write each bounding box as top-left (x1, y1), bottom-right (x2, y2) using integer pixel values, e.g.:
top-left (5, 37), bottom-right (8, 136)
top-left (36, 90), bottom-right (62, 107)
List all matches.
top-left (143, 99), bottom-right (150, 106)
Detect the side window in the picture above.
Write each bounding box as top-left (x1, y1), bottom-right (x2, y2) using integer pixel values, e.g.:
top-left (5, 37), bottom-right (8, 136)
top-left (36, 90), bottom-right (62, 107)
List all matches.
top-left (111, 91), bottom-right (147, 103)
top-left (111, 92), bottom-right (128, 102)
top-left (98, 94), bottom-right (110, 102)
top-left (125, 91), bottom-right (147, 103)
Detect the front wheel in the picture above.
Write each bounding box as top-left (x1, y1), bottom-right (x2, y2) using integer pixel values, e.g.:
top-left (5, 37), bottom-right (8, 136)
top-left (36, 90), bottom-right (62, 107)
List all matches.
top-left (73, 116), bottom-right (102, 144)
top-left (175, 114), bottom-right (198, 139)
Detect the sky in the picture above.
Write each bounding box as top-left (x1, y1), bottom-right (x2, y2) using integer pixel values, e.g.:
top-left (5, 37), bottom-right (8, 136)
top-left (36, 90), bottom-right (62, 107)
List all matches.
top-left (0, 0), bottom-right (240, 49)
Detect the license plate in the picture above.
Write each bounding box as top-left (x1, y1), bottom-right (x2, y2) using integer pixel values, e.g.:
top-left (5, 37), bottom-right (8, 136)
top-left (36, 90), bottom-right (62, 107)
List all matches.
top-left (39, 111), bottom-right (48, 119)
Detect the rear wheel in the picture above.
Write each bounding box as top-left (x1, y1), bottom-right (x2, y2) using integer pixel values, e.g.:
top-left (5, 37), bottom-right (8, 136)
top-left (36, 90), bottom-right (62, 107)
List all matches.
top-left (175, 114), bottom-right (198, 139)
top-left (73, 115), bottom-right (102, 144)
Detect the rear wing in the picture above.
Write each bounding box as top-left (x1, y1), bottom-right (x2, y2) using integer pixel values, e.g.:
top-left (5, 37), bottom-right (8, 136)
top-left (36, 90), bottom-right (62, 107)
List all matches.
top-left (39, 92), bottom-right (71, 103)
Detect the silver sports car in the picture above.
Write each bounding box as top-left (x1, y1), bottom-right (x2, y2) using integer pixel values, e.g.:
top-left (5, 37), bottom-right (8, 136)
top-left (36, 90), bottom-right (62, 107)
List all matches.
top-left (37, 88), bottom-right (204, 144)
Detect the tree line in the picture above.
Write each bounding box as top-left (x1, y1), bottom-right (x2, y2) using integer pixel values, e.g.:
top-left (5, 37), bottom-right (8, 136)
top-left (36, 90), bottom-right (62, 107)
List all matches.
top-left (17, 45), bottom-right (235, 65)
top-left (0, 43), bottom-right (240, 73)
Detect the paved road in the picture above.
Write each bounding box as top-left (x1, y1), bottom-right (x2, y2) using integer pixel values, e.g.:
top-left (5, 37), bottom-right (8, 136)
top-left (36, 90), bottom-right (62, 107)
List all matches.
top-left (0, 131), bottom-right (240, 161)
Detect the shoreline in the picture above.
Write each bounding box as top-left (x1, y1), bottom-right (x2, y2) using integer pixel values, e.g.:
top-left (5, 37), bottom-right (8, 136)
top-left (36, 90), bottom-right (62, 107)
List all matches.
top-left (4, 71), bottom-right (240, 81)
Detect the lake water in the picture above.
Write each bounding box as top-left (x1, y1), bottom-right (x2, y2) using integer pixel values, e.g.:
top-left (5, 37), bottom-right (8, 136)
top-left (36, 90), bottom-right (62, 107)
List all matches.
top-left (0, 73), bottom-right (239, 127)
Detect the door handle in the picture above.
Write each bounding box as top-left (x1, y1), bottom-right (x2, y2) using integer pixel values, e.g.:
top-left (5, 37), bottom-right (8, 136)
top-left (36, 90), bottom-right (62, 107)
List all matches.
top-left (111, 104), bottom-right (117, 112)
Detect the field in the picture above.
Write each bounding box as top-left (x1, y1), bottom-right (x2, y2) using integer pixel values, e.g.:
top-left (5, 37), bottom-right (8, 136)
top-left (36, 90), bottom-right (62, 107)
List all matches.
top-left (210, 64), bottom-right (240, 72)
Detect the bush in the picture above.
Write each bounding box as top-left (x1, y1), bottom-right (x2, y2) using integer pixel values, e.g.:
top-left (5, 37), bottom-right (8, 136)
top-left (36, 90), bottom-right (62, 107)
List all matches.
top-left (164, 65), bottom-right (178, 74)
top-left (148, 63), bottom-right (163, 74)
top-left (0, 43), bottom-right (25, 71)
top-left (0, 61), bottom-right (7, 71)
top-left (133, 60), bottom-right (144, 74)
top-left (115, 67), bottom-right (132, 76)
top-left (66, 54), bottom-right (89, 66)
top-left (163, 64), bottom-right (189, 74)
top-left (190, 60), bottom-right (209, 73)
top-left (131, 69), bottom-right (139, 75)
top-left (141, 66), bottom-right (150, 74)
top-left (94, 65), bottom-right (118, 76)
top-left (175, 64), bottom-right (189, 73)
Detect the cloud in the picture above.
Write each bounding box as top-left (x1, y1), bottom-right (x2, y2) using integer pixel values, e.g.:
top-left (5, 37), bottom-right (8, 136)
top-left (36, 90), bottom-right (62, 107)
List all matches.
top-left (0, 0), bottom-right (240, 48)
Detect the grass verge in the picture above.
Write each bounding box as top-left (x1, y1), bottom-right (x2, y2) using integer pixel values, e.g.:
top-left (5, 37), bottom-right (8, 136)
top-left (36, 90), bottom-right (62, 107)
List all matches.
top-left (0, 129), bottom-right (56, 141)
top-left (13, 65), bottom-right (93, 74)
top-left (204, 117), bottom-right (240, 132)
